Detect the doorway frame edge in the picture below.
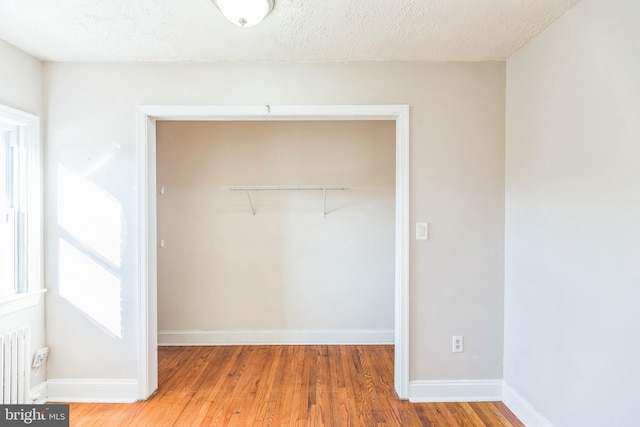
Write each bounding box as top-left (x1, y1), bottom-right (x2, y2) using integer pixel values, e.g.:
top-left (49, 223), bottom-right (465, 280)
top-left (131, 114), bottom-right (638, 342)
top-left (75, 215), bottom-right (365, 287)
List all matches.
top-left (135, 104), bottom-right (411, 400)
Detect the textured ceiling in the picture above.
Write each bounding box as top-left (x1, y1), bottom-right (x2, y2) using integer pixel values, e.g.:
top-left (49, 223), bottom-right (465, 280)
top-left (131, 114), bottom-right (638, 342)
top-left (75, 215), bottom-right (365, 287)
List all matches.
top-left (0, 0), bottom-right (580, 62)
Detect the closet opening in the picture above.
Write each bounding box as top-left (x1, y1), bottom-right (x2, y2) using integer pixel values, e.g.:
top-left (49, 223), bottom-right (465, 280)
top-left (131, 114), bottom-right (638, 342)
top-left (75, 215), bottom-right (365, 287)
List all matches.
top-left (136, 105), bottom-right (410, 400)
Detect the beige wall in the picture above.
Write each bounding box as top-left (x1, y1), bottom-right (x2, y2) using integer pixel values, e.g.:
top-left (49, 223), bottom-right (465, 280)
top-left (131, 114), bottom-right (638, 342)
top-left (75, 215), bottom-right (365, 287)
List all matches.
top-left (156, 121), bottom-right (395, 337)
top-left (504, 0), bottom-right (640, 425)
top-left (0, 39), bottom-right (46, 389)
top-left (44, 61), bottom-right (506, 384)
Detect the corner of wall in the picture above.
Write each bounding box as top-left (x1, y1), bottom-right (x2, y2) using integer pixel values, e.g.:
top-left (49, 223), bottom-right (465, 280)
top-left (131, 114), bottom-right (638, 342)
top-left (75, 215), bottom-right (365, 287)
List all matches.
top-left (502, 382), bottom-right (555, 427)
top-left (30, 381), bottom-right (48, 404)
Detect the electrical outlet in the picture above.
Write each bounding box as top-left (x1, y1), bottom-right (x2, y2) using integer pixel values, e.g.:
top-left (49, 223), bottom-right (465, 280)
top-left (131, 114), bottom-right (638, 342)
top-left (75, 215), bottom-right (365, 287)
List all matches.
top-left (32, 347), bottom-right (49, 368)
top-left (452, 336), bottom-right (463, 353)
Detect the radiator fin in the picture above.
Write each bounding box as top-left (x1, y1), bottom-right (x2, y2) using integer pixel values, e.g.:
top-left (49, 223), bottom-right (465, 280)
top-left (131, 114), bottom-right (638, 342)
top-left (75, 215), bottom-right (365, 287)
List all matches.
top-left (0, 327), bottom-right (30, 404)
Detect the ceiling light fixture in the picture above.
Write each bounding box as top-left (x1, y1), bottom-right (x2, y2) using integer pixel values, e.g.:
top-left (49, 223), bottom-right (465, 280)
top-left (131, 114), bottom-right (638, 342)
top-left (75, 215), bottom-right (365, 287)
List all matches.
top-left (212, 0), bottom-right (274, 27)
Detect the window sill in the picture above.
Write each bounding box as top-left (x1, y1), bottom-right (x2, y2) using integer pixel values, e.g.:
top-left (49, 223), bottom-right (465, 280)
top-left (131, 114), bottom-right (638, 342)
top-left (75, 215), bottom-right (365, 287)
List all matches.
top-left (0, 289), bottom-right (46, 317)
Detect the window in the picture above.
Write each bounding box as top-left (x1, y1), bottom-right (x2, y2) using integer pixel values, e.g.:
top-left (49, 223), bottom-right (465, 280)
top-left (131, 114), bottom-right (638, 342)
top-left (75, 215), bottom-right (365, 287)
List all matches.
top-left (0, 126), bottom-right (18, 297)
top-left (0, 105), bottom-right (43, 315)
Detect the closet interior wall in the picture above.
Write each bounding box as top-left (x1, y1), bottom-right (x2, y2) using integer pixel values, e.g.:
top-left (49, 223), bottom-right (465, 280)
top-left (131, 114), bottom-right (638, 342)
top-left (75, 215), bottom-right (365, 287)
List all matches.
top-left (156, 120), bottom-right (396, 344)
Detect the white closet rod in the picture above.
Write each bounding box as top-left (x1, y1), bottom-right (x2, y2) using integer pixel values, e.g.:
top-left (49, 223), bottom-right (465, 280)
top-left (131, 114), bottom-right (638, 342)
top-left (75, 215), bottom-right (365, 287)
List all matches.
top-left (220, 185), bottom-right (350, 191)
top-left (220, 185), bottom-right (351, 217)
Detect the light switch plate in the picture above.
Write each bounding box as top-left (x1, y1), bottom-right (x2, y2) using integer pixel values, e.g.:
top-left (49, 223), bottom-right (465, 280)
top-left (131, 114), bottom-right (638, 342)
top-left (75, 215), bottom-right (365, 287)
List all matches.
top-left (416, 222), bottom-right (429, 240)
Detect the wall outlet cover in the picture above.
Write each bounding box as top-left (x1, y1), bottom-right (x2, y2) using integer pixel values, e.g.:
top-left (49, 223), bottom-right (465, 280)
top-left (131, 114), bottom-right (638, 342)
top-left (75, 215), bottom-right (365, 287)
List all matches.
top-left (32, 347), bottom-right (49, 368)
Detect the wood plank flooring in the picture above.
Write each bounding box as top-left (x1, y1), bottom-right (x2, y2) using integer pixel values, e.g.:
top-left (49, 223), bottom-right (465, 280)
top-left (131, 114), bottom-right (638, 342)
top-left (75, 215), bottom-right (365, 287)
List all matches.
top-left (69, 345), bottom-right (524, 426)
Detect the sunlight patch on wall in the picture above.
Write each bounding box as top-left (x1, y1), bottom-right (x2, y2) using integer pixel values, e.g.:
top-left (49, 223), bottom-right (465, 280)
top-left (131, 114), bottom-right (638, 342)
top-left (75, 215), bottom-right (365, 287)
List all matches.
top-left (56, 164), bottom-right (124, 338)
top-left (57, 165), bottom-right (123, 267)
top-left (59, 239), bottom-right (122, 338)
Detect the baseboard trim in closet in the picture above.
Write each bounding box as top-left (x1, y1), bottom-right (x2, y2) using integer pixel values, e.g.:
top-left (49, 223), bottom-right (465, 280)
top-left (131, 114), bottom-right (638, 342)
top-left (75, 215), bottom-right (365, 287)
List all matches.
top-left (158, 329), bottom-right (394, 346)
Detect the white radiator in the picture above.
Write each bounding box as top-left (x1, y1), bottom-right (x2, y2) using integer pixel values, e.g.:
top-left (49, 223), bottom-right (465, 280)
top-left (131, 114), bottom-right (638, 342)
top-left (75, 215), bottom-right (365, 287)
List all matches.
top-left (0, 327), bottom-right (30, 404)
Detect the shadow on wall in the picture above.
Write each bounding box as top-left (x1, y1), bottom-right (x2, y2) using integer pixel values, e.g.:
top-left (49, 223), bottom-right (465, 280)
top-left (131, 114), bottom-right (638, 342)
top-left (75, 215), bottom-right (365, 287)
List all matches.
top-left (56, 164), bottom-right (124, 339)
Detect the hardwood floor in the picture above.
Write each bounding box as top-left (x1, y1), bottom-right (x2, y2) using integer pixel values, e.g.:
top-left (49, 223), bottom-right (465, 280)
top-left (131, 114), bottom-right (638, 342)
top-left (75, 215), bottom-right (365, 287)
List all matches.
top-left (69, 346), bottom-right (524, 426)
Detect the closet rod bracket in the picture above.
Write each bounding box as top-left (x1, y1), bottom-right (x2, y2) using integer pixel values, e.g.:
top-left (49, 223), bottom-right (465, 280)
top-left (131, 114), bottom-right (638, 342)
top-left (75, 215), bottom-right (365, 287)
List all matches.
top-left (220, 185), bottom-right (351, 217)
top-left (246, 190), bottom-right (256, 216)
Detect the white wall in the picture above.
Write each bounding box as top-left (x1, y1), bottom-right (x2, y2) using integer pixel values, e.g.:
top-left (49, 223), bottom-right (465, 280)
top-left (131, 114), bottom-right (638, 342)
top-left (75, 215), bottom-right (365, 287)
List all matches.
top-left (0, 40), bottom-right (43, 116)
top-left (0, 39), bottom-right (46, 389)
top-left (44, 62), bottom-right (505, 391)
top-left (504, 0), bottom-right (640, 425)
top-left (156, 120), bottom-right (395, 342)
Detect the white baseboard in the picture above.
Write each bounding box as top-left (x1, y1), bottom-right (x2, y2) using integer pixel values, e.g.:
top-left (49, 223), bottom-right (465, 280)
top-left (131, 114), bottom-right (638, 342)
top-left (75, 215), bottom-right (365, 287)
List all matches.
top-left (30, 382), bottom-right (48, 404)
top-left (409, 379), bottom-right (502, 403)
top-left (502, 382), bottom-right (555, 427)
top-left (158, 329), bottom-right (394, 346)
top-left (46, 379), bottom-right (139, 403)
